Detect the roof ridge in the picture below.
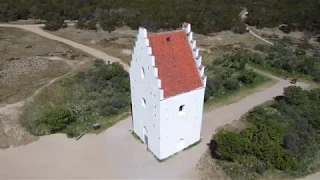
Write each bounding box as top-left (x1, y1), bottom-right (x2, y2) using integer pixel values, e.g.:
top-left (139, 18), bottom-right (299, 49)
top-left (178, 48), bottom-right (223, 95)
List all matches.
top-left (148, 29), bottom-right (184, 36)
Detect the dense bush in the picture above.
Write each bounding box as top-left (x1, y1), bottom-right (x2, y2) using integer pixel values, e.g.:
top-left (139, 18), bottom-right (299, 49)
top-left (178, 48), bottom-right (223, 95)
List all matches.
top-left (75, 19), bottom-right (86, 29)
top-left (252, 43), bottom-right (320, 82)
top-left (245, 1), bottom-right (320, 32)
top-left (210, 86), bottom-right (320, 179)
top-left (1, 0), bottom-right (319, 34)
top-left (204, 54), bottom-right (266, 102)
top-left (86, 20), bottom-right (97, 30)
top-left (43, 12), bottom-right (66, 31)
top-left (238, 69), bottom-right (257, 84)
top-left (23, 60), bottom-right (130, 137)
top-left (29, 106), bottom-right (75, 135)
top-left (232, 21), bottom-right (248, 34)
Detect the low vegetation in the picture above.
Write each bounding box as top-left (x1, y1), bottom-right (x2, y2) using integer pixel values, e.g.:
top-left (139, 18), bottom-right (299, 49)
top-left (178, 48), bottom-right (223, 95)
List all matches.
top-left (210, 86), bottom-right (320, 179)
top-left (0, 27), bottom-right (87, 104)
top-left (43, 12), bottom-right (67, 31)
top-left (75, 19), bottom-right (97, 31)
top-left (21, 60), bottom-right (130, 137)
top-left (252, 43), bottom-right (320, 82)
top-left (1, 0), bottom-right (319, 34)
top-left (204, 53), bottom-right (271, 103)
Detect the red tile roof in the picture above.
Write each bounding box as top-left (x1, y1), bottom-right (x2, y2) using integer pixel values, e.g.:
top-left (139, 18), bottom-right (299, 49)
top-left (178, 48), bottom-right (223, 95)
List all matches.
top-left (148, 30), bottom-right (203, 98)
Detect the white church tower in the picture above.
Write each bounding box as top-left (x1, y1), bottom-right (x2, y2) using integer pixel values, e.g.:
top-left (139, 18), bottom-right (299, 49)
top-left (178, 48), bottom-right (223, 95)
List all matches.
top-left (129, 23), bottom-right (207, 160)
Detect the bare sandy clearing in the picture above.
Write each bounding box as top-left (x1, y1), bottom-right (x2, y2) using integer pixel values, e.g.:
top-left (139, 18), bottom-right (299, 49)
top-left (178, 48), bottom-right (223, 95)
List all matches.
top-left (51, 25), bottom-right (135, 65)
top-left (0, 101), bottom-right (37, 149)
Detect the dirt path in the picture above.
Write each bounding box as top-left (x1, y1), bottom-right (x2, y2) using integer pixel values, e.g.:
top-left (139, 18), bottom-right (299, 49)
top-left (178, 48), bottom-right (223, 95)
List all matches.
top-left (0, 24), bottom-right (315, 179)
top-left (0, 57), bottom-right (87, 148)
top-left (247, 26), bottom-right (274, 45)
top-left (0, 24), bottom-right (129, 71)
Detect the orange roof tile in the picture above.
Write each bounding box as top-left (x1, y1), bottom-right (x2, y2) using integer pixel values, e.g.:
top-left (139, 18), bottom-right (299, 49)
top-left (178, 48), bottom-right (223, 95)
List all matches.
top-left (148, 30), bottom-right (203, 98)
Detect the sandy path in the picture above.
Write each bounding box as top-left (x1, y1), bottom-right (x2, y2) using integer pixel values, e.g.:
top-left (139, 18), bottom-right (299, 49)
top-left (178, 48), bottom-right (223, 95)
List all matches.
top-left (0, 24), bottom-right (130, 72)
top-left (0, 24), bottom-right (315, 179)
top-left (247, 26), bottom-right (274, 45)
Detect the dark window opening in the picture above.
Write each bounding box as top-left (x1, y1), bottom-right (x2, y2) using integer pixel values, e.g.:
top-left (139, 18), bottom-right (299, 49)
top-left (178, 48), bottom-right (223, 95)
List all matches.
top-left (179, 105), bottom-right (185, 112)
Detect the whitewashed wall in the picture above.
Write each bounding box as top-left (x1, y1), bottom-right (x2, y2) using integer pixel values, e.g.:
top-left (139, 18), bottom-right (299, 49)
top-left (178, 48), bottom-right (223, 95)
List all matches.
top-left (130, 28), bottom-right (163, 158)
top-left (159, 87), bottom-right (205, 159)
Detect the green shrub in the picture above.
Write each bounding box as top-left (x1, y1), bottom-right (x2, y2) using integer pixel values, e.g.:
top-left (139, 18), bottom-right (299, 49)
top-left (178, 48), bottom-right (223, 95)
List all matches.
top-left (75, 19), bottom-right (86, 29)
top-left (238, 69), bottom-right (257, 84)
top-left (44, 12), bottom-right (66, 31)
top-left (210, 87), bottom-right (320, 179)
top-left (29, 106), bottom-right (75, 135)
top-left (76, 19), bottom-right (97, 31)
top-left (86, 20), bottom-right (97, 30)
top-left (23, 60), bottom-right (130, 137)
top-left (252, 44), bottom-right (320, 82)
top-left (204, 53), bottom-right (263, 102)
top-left (232, 21), bottom-right (247, 34)
top-left (223, 79), bottom-right (240, 90)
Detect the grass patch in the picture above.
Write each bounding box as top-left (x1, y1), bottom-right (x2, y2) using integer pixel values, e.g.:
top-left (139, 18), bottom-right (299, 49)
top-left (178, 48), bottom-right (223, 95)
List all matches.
top-left (205, 74), bottom-right (274, 110)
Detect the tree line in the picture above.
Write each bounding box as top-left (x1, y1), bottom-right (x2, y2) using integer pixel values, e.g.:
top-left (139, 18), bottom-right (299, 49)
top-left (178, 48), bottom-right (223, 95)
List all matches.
top-left (0, 0), bottom-right (319, 34)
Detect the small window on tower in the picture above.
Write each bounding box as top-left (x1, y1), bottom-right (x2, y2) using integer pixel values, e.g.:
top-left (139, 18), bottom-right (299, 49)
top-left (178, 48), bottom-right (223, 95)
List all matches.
top-left (141, 67), bottom-right (145, 78)
top-left (142, 98), bottom-right (146, 107)
top-left (179, 105), bottom-right (185, 116)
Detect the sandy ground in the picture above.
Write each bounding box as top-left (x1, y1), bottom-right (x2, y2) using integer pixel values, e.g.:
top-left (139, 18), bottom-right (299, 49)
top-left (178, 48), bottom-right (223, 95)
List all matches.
top-left (0, 24), bottom-right (316, 179)
top-left (247, 27), bottom-right (274, 45)
top-left (50, 24), bottom-right (264, 65)
top-left (0, 24), bottom-right (129, 71)
top-left (249, 26), bottom-right (305, 40)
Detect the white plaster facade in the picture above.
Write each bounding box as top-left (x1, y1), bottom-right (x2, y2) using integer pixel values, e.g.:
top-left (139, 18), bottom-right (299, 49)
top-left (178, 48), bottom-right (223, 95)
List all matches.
top-left (129, 23), bottom-right (207, 160)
